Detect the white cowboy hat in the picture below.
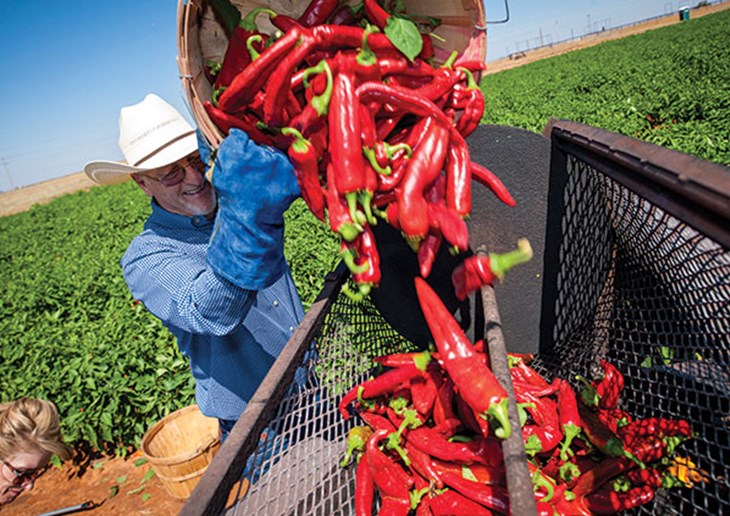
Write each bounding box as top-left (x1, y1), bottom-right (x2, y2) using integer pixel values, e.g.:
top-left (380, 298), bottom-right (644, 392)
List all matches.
top-left (84, 94), bottom-right (198, 185)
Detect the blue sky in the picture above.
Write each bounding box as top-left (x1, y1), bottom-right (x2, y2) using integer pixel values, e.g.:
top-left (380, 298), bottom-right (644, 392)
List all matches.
top-left (0, 0), bottom-right (706, 191)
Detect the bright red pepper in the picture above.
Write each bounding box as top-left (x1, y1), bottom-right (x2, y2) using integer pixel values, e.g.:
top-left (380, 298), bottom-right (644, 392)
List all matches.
top-left (281, 127), bottom-right (326, 221)
top-left (470, 161), bottom-right (517, 207)
top-left (366, 429), bottom-right (413, 501)
top-left (203, 101), bottom-right (275, 146)
top-left (417, 231), bottom-right (442, 278)
top-left (354, 452), bottom-right (375, 516)
top-left (452, 68), bottom-right (485, 137)
top-left (363, 0), bottom-right (391, 29)
top-left (432, 376), bottom-right (456, 426)
top-left (557, 379), bottom-right (582, 461)
top-left (297, 0), bottom-right (339, 26)
top-left (213, 7), bottom-right (273, 90)
top-left (451, 239), bottom-right (534, 301)
top-left (414, 277), bottom-right (511, 439)
top-left (350, 225), bottom-right (382, 297)
top-left (584, 484), bottom-right (654, 514)
top-left (439, 471), bottom-right (510, 514)
top-left (339, 364), bottom-right (423, 419)
top-left (445, 128), bottom-right (472, 218)
top-left (619, 417), bottom-right (693, 447)
top-left (397, 118), bottom-right (451, 242)
top-left (596, 360), bottom-right (624, 410)
top-left (356, 81), bottom-right (453, 127)
top-left (218, 26), bottom-right (303, 113)
top-left (577, 402), bottom-right (644, 468)
top-left (325, 161), bottom-right (362, 242)
top-left (428, 489), bottom-right (495, 515)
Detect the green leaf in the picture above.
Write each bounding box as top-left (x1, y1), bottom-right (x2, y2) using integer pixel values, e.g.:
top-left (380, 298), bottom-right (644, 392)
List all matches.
top-left (141, 469), bottom-right (155, 483)
top-left (109, 485), bottom-right (119, 499)
top-left (384, 17), bottom-right (422, 62)
top-left (116, 475), bottom-right (127, 484)
top-left (93, 461), bottom-right (105, 470)
top-left (134, 457), bottom-right (148, 467)
top-left (142, 493), bottom-right (152, 502)
top-left (127, 485), bottom-right (145, 495)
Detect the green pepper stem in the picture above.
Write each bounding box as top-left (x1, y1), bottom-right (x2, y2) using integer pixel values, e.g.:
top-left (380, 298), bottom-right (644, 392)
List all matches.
top-left (362, 147), bottom-right (392, 176)
top-left (241, 7), bottom-right (277, 30)
top-left (302, 60), bottom-right (333, 116)
top-left (246, 34), bottom-right (263, 61)
top-left (489, 238), bottom-right (533, 279)
top-left (487, 398), bottom-right (512, 439)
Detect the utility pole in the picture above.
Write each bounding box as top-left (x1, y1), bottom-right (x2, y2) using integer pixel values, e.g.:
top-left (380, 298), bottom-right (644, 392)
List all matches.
top-left (0, 157), bottom-right (14, 190)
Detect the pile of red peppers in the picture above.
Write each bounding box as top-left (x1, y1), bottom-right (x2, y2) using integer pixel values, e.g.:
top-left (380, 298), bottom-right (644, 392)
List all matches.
top-left (204, 0), bottom-right (526, 300)
top-left (337, 279), bottom-right (701, 515)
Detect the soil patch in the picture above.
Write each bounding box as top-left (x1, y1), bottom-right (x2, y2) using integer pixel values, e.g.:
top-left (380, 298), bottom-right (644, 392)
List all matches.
top-left (8, 451), bottom-right (186, 515)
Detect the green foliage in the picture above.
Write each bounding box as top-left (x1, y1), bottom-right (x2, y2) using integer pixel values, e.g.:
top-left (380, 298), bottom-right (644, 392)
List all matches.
top-left (0, 182), bottom-right (338, 455)
top-left (482, 10), bottom-right (730, 165)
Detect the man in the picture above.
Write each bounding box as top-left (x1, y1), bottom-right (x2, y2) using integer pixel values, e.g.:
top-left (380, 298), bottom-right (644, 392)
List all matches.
top-left (84, 94), bottom-right (303, 441)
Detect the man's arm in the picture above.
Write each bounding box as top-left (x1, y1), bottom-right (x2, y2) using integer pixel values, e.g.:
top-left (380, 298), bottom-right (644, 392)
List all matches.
top-left (122, 235), bottom-right (254, 336)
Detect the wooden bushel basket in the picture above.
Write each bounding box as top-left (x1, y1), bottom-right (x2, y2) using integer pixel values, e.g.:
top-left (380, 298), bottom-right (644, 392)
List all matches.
top-left (140, 404), bottom-right (221, 500)
top-left (176, 0), bottom-right (487, 149)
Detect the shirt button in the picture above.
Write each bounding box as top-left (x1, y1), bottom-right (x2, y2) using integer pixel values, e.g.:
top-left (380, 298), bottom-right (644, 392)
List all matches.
top-left (273, 300), bottom-right (279, 307)
top-left (289, 326), bottom-right (295, 332)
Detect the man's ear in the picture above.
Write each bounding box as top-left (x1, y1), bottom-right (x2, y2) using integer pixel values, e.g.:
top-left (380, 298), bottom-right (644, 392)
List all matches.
top-left (131, 173), bottom-right (154, 197)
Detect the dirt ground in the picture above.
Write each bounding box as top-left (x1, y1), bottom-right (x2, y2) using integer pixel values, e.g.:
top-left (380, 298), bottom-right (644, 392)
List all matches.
top-left (2, 4), bottom-right (728, 514)
top-left (8, 450), bottom-right (186, 515)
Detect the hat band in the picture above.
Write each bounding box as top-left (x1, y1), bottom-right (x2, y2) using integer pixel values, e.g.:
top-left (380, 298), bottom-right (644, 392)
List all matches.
top-left (132, 130), bottom-right (196, 167)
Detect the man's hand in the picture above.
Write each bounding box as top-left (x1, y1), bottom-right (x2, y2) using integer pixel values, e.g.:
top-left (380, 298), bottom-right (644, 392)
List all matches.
top-left (206, 129), bottom-right (300, 290)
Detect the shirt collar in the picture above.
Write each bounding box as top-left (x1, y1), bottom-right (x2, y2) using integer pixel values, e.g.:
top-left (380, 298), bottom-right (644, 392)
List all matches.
top-left (149, 199), bottom-right (215, 230)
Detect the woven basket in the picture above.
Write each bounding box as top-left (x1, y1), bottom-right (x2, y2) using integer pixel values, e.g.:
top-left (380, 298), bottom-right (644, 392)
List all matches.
top-left (140, 404), bottom-right (221, 500)
top-left (176, 0), bottom-right (487, 148)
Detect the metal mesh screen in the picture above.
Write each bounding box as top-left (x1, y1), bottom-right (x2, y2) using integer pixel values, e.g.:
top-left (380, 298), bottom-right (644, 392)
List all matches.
top-left (533, 154), bottom-right (730, 514)
top-left (224, 290), bottom-right (417, 515)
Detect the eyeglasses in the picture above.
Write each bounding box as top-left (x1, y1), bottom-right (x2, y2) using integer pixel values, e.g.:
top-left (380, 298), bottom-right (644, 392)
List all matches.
top-left (146, 155), bottom-right (206, 187)
top-left (2, 459), bottom-right (44, 485)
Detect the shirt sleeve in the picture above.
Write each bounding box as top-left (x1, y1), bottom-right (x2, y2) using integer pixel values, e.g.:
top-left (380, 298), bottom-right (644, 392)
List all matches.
top-left (121, 234), bottom-right (255, 336)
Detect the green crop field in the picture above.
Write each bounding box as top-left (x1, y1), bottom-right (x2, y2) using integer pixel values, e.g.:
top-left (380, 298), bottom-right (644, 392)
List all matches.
top-left (482, 8), bottom-right (730, 166)
top-left (1, 9), bottom-right (728, 456)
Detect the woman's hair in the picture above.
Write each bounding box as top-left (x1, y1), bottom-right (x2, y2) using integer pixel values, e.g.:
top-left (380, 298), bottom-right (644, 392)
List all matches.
top-left (0, 398), bottom-right (72, 461)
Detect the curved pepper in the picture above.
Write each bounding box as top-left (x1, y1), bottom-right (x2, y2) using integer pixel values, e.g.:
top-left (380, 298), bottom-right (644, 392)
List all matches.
top-left (338, 364), bottom-right (423, 419)
top-left (451, 239), bottom-right (534, 301)
top-left (557, 379), bottom-right (582, 461)
top-left (297, 0), bottom-right (339, 27)
top-left (281, 127), bottom-right (326, 221)
top-left (470, 161), bottom-right (516, 207)
top-left (414, 277), bottom-right (511, 439)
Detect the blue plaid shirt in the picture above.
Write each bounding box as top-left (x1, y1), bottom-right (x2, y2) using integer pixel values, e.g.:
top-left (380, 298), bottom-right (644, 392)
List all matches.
top-left (121, 201), bottom-right (304, 421)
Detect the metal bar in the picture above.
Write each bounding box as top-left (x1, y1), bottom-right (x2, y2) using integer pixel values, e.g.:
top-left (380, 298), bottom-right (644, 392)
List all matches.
top-left (181, 263), bottom-right (349, 516)
top-left (479, 263), bottom-right (537, 516)
top-left (546, 119), bottom-right (730, 249)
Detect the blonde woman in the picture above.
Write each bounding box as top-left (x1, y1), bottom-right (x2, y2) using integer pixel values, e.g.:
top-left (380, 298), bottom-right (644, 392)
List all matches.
top-left (0, 398), bottom-right (72, 505)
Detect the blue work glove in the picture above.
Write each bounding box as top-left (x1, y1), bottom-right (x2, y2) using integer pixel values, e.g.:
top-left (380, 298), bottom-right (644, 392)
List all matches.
top-left (206, 129), bottom-right (300, 290)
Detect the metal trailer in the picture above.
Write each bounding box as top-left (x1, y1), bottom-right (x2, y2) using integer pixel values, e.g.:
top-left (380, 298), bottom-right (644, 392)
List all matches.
top-left (181, 120), bottom-right (730, 515)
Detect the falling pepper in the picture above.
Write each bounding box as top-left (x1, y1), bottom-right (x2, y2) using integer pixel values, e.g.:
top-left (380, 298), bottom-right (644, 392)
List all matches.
top-left (451, 239), bottom-right (534, 301)
top-left (414, 277), bottom-right (512, 439)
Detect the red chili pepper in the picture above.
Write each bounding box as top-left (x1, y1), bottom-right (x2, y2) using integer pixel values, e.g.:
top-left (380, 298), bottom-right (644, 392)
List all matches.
top-left (328, 4), bottom-right (359, 25)
top-left (417, 231), bottom-right (442, 278)
top-left (354, 452), bottom-right (375, 516)
top-left (363, 0), bottom-right (391, 29)
top-left (339, 365), bottom-right (423, 419)
top-left (508, 355), bottom-right (550, 389)
top-left (297, 0), bottom-right (339, 26)
top-left (218, 26), bottom-right (303, 113)
top-left (584, 484), bottom-right (654, 514)
top-left (404, 441), bottom-right (445, 489)
top-left (263, 30), bottom-right (319, 127)
top-left (325, 160), bottom-right (362, 242)
top-left (439, 471), bottom-right (510, 514)
top-left (356, 81), bottom-right (453, 127)
top-left (366, 429), bottom-right (413, 500)
top-left (433, 376), bottom-right (456, 426)
top-left (619, 417), bottom-right (693, 446)
top-left (379, 496), bottom-right (411, 516)
top-left (372, 350), bottom-right (433, 370)
top-left (428, 489), bottom-right (495, 515)
top-left (577, 402), bottom-right (644, 468)
top-left (557, 379), bottom-right (582, 461)
top-left (397, 118), bottom-right (451, 242)
top-left (269, 13), bottom-right (303, 33)
top-left (597, 406), bottom-right (633, 434)
top-left (281, 127), bottom-right (326, 221)
top-left (470, 161), bottom-right (516, 207)
top-left (520, 393), bottom-right (563, 456)
top-left (351, 225), bottom-right (382, 297)
top-left (452, 68), bottom-right (485, 137)
top-left (451, 240), bottom-right (534, 301)
top-left (414, 277), bottom-right (511, 439)
top-left (427, 200), bottom-right (469, 252)
top-left (358, 410), bottom-right (397, 432)
top-left (406, 425), bottom-right (502, 467)
top-left (328, 59), bottom-right (369, 225)
top-left (203, 101), bottom-right (275, 146)
top-left (596, 360), bottom-right (624, 410)
top-left (445, 128), bottom-right (472, 218)
top-left (213, 7), bottom-right (273, 90)
top-left (626, 467), bottom-right (664, 488)
top-left (410, 373), bottom-right (438, 418)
